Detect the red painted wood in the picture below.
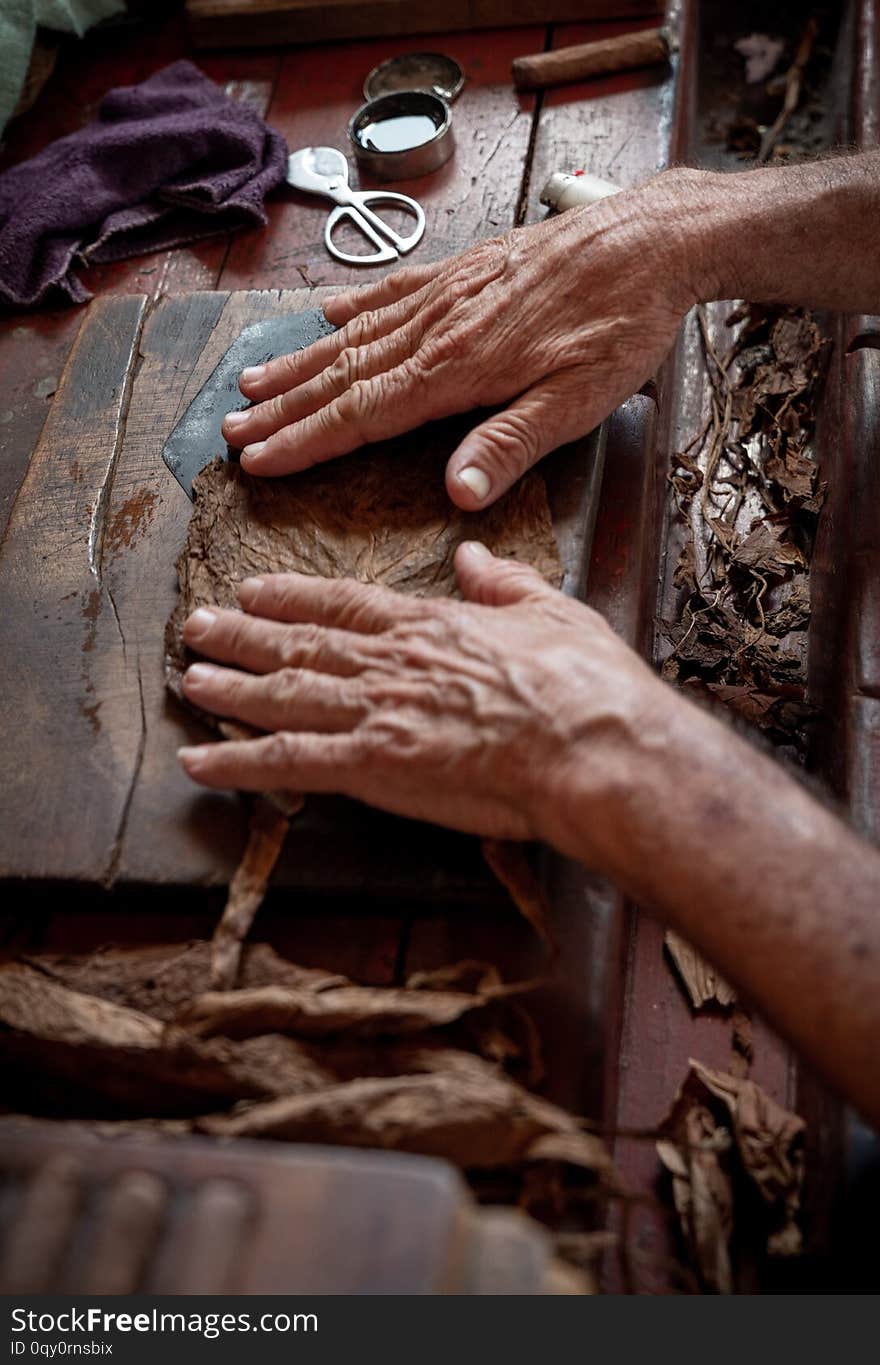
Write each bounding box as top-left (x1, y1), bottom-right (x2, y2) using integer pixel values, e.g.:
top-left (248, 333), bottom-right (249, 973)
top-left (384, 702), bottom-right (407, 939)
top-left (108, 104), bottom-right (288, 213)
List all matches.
top-left (525, 14), bottom-right (676, 220)
top-left (218, 27), bottom-right (542, 290)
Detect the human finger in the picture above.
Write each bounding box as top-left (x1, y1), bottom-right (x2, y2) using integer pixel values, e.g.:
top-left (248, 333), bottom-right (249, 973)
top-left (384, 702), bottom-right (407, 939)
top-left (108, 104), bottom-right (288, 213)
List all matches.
top-left (453, 541), bottom-right (556, 607)
top-left (182, 606), bottom-right (368, 674)
top-left (323, 260), bottom-right (445, 327)
top-left (222, 325), bottom-right (415, 449)
top-left (237, 573), bottom-right (427, 634)
top-left (445, 374), bottom-right (589, 510)
top-left (231, 292), bottom-right (423, 411)
top-left (177, 731), bottom-right (358, 793)
top-left (238, 360), bottom-right (455, 476)
top-left (182, 662), bottom-right (364, 733)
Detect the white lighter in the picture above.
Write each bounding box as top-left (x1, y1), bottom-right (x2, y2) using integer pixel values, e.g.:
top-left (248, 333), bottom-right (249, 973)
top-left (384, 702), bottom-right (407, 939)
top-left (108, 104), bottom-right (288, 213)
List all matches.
top-left (539, 169), bottom-right (621, 212)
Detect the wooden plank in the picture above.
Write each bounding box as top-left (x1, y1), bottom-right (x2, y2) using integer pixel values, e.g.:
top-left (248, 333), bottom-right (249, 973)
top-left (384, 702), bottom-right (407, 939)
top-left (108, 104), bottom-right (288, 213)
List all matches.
top-left (0, 286), bottom-right (603, 898)
top-left (524, 13), bottom-right (678, 219)
top-left (0, 294), bottom-right (149, 884)
top-left (187, 0), bottom-right (662, 49)
top-left (219, 27), bottom-right (542, 291)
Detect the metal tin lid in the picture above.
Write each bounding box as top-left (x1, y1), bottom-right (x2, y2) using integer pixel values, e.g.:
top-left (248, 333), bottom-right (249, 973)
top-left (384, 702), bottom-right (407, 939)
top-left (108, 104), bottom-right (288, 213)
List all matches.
top-left (363, 52), bottom-right (465, 103)
top-left (349, 91), bottom-right (454, 182)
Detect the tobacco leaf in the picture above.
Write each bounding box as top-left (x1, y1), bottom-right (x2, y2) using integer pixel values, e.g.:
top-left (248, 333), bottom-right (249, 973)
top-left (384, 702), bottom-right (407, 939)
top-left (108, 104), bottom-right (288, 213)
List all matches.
top-left (177, 971), bottom-right (531, 1042)
top-left (664, 931), bottom-right (736, 1010)
top-left (657, 1105), bottom-right (734, 1294)
top-left (663, 303), bottom-right (827, 760)
top-left (165, 433), bottom-right (562, 699)
top-left (481, 838), bottom-right (555, 954)
top-left (657, 1060), bottom-right (805, 1291)
top-left (197, 1067), bottom-right (612, 1177)
top-left (730, 521), bottom-right (806, 579)
top-left (165, 430), bottom-right (564, 952)
top-left (0, 964), bottom-right (329, 1115)
top-left (23, 942), bottom-right (345, 1023)
top-left (210, 801), bottom-right (290, 990)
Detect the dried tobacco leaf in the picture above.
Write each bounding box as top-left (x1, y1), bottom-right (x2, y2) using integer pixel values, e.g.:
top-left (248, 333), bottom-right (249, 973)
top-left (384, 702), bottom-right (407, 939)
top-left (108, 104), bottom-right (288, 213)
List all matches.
top-left (177, 972), bottom-right (530, 1042)
top-left (657, 1105), bottom-right (734, 1294)
top-left (210, 801), bottom-right (291, 990)
top-left (0, 964), bottom-right (328, 1115)
top-left (24, 942), bottom-right (345, 1023)
top-left (197, 1067), bottom-right (611, 1177)
top-left (165, 430), bottom-right (564, 954)
top-left (165, 434), bottom-right (562, 699)
top-left (664, 931), bottom-right (736, 1010)
top-left (663, 303), bottom-right (827, 757)
top-left (657, 1060), bottom-right (805, 1292)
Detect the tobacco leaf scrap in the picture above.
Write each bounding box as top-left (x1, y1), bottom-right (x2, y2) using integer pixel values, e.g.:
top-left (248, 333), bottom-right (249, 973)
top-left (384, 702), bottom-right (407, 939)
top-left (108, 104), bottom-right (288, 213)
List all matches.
top-left (663, 304), bottom-right (827, 755)
top-left (657, 1060), bottom-right (805, 1292)
top-left (664, 931), bottom-right (736, 1010)
top-left (177, 970), bottom-right (529, 1042)
top-left (209, 801), bottom-right (291, 990)
top-left (197, 1067), bottom-right (611, 1177)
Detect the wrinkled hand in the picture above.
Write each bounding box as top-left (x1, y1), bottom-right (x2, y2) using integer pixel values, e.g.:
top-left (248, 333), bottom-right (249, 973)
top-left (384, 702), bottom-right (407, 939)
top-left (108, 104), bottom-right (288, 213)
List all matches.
top-left (177, 545), bottom-right (679, 859)
top-left (221, 171), bottom-right (700, 509)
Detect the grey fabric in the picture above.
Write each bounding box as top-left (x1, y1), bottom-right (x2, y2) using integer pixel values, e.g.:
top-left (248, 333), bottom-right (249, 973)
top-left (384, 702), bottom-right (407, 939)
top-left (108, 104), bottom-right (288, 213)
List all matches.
top-left (0, 0), bottom-right (124, 135)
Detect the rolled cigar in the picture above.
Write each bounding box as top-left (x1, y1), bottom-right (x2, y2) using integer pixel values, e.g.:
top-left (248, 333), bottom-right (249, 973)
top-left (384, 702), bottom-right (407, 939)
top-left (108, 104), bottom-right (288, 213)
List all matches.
top-left (512, 27), bottom-right (669, 93)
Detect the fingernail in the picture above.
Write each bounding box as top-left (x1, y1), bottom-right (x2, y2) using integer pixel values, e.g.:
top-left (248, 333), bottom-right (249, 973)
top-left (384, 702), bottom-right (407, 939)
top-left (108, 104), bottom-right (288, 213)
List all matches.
top-left (186, 607), bottom-right (217, 634)
top-left (224, 408), bottom-right (249, 428)
top-left (462, 540), bottom-right (491, 559)
top-left (177, 746), bottom-right (201, 767)
top-left (457, 466), bottom-right (491, 502)
top-left (240, 365), bottom-right (266, 385)
top-left (241, 577), bottom-right (264, 597)
top-left (242, 441), bottom-right (266, 460)
top-left (184, 663), bottom-right (215, 687)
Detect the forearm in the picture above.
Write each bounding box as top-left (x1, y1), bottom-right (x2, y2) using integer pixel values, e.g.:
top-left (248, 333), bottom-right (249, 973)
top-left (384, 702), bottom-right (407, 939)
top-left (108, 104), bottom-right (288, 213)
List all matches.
top-left (672, 150), bottom-right (880, 313)
top-left (552, 697), bottom-right (880, 1126)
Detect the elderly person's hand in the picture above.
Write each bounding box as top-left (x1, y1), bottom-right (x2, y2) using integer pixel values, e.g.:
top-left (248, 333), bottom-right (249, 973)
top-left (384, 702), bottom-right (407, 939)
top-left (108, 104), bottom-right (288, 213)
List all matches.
top-left (176, 545), bottom-right (680, 862)
top-left (220, 172), bottom-right (703, 510)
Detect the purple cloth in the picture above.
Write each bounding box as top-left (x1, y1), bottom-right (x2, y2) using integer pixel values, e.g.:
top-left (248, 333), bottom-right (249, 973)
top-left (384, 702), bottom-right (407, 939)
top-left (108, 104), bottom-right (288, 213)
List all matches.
top-left (0, 60), bottom-right (288, 308)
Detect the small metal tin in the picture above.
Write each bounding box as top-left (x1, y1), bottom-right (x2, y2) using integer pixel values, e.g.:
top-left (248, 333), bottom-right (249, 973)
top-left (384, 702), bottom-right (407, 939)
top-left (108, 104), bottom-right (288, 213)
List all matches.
top-left (363, 52), bottom-right (465, 103)
top-left (348, 91), bottom-right (454, 182)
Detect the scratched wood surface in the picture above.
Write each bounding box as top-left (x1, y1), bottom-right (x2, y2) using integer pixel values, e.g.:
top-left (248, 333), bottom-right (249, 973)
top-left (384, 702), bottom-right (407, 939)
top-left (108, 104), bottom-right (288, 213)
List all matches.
top-left (0, 284), bottom-right (603, 897)
top-left (218, 28), bottom-right (541, 291)
top-left (0, 0), bottom-right (876, 1291)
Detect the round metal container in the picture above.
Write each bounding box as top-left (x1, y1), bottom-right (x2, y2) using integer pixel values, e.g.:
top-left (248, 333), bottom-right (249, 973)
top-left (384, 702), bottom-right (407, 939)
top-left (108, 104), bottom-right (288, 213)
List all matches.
top-left (348, 91), bottom-right (454, 182)
top-left (363, 52), bottom-right (465, 103)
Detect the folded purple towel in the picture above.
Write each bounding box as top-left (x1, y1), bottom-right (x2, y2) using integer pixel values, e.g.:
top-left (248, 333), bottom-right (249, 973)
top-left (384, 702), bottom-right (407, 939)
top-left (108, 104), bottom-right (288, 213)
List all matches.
top-left (0, 60), bottom-right (288, 308)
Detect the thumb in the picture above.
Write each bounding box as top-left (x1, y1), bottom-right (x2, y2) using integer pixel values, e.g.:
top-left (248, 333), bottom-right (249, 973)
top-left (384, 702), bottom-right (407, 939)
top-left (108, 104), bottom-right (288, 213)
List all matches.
top-left (454, 541), bottom-right (552, 607)
top-left (445, 376), bottom-right (581, 510)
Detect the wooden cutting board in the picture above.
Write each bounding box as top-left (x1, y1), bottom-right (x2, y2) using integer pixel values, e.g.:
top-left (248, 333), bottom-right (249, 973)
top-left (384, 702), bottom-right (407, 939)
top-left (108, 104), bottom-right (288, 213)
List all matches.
top-left (0, 289), bottom-right (603, 898)
top-left (186, 0), bottom-right (662, 49)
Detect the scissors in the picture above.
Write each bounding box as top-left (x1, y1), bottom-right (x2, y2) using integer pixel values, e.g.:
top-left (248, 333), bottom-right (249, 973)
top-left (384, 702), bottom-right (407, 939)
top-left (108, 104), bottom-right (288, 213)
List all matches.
top-left (286, 146), bottom-right (426, 266)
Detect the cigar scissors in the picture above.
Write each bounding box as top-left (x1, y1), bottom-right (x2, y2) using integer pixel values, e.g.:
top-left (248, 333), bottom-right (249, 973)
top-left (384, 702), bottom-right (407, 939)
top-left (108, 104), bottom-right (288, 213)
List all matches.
top-left (287, 146), bottom-right (425, 266)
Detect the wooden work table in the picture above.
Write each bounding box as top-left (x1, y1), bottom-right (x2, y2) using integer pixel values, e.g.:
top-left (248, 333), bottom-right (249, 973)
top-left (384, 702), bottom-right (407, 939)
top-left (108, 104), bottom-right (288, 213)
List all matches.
top-left (1, 0), bottom-right (878, 1291)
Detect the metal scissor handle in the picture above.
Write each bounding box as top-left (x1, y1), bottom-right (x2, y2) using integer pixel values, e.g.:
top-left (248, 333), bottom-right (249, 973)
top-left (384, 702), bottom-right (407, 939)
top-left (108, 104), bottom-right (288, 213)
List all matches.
top-left (325, 191), bottom-right (425, 266)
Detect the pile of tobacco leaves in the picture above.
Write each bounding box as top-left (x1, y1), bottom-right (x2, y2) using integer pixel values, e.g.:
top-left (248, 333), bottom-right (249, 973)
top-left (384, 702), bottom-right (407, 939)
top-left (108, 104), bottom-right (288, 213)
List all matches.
top-left (0, 940), bottom-right (807, 1294)
top-left (660, 303), bottom-right (828, 760)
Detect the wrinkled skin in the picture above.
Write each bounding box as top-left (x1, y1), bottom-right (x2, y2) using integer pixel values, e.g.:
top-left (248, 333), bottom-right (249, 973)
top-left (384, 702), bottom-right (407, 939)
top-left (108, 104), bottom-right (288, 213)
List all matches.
top-left (181, 154), bottom-right (880, 1130)
top-left (221, 177), bottom-right (698, 509)
top-left (178, 545), bottom-right (676, 859)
